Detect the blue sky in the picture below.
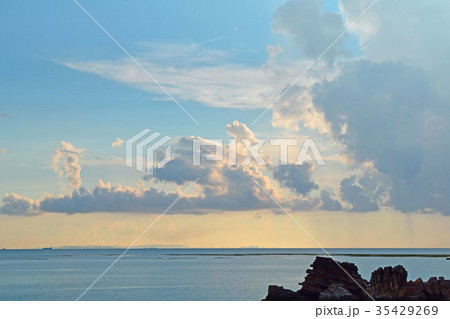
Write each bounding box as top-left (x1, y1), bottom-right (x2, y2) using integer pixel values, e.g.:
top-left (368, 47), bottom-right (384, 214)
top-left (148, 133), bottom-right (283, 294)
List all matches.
top-left (1, 0), bottom-right (449, 248)
top-left (0, 1), bottom-right (287, 193)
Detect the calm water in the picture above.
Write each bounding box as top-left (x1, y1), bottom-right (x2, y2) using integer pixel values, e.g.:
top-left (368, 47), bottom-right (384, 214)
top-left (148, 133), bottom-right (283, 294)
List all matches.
top-left (0, 248), bottom-right (449, 300)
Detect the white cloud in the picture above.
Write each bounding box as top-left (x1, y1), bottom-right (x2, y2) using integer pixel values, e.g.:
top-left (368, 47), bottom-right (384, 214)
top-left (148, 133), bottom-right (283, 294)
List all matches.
top-left (340, 0), bottom-right (450, 99)
top-left (272, 87), bottom-right (331, 133)
top-left (273, 0), bottom-right (350, 62)
top-left (53, 142), bottom-right (83, 190)
top-left (226, 120), bottom-right (258, 143)
top-left (0, 193), bottom-right (40, 216)
top-left (60, 40), bottom-right (328, 111)
top-left (111, 138), bottom-right (124, 148)
top-left (1, 121), bottom-right (344, 215)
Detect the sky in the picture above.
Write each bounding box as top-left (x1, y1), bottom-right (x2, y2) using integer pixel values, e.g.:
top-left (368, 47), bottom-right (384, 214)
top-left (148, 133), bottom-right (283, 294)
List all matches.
top-left (0, 0), bottom-right (449, 249)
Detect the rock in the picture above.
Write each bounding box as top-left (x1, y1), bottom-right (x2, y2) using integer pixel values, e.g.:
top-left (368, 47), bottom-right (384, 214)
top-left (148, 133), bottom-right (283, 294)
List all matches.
top-left (299, 257), bottom-right (370, 300)
top-left (263, 285), bottom-right (307, 301)
top-left (369, 266), bottom-right (450, 300)
top-left (264, 257), bottom-right (370, 301)
top-left (369, 265), bottom-right (407, 298)
top-left (319, 284), bottom-right (354, 301)
top-left (263, 256), bottom-right (450, 301)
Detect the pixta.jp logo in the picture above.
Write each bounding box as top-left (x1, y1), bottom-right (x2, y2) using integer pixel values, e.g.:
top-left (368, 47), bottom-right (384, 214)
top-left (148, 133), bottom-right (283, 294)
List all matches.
top-left (126, 129), bottom-right (325, 175)
top-left (126, 129), bottom-right (172, 175)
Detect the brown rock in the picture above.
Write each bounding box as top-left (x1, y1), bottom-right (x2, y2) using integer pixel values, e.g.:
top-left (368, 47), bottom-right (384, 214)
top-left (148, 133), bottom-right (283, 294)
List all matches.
top-left (264, 257), bottom-right (370, 301)
top-left (263, 257), bottom-right (450, 301)
top-left (369, 265), bottom-right (450, 300)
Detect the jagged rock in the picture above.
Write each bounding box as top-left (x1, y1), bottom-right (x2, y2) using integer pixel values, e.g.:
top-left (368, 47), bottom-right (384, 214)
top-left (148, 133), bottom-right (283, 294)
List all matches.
top-left (369, 265), bottom-right (407, 298)
top-left (263, 257), bottom-right (370, 301)
top-left (263, 285), bottom-right (307, 301)
top-left (299, 257), bottom-right (370, 300)
top-left (263, 256), bottom-right (450, 301)
top-left (369, 266), bottom-right (450, 300)
top-left (319, 284), bottom-right (354, 301)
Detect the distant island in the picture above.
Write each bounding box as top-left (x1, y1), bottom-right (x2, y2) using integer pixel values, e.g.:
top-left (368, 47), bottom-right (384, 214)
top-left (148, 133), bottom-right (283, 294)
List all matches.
top-left (263, 256), bottom-right (450, 301)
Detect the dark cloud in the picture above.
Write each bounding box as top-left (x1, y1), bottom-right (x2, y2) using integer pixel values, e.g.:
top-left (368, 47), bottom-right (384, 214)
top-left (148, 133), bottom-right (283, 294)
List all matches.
top-left (319, 190), bottom-right (343, 211)
top-left (147, 159), bottom-right (211, 185)
top-left (273, 163), bottom-right (318, 195)
top-left (0, 194), bottom-right (40, 216)
top-left (340, 175), bottom-right (380, 212)
top-left (34, 164), bottom-right (276, 214)
top-left (312, 60), bottom-right (450, 214)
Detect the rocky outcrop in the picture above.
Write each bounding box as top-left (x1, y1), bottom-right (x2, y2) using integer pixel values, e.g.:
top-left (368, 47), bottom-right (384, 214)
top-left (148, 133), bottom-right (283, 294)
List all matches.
top-left (264, 285), bottom-right (307, 301)
top-left (263, 256), bottom-right (450, 301)
top-left (300, 257), bottom-right (370, 300)
top-left (319, 284), bottom-right (354, 301)
top-left (369, 266), bottom-right (450, 300)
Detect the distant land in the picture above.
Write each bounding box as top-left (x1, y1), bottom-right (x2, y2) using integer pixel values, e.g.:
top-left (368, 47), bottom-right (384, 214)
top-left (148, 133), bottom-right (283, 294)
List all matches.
top-left (54, 244), bottom-right (190, 249)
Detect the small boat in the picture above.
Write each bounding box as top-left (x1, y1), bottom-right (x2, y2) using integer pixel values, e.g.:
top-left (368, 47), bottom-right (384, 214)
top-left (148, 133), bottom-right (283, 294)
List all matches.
top-left (42, 247), bottom-right (53, 251)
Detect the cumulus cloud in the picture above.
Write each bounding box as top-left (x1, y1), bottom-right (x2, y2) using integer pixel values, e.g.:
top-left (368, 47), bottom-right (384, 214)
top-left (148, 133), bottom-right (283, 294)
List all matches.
top-left (0, 193), bottom-right (40, 216)
top-left (226, 120), bottom-right (258, 143)
top-left (340, 174), bottom-right (383, 212)
top-left (150, 130), bottom-right (278, 204)
top-left (319, 190), bottom-right (343, 211)
top-left (311, 59), bottom-right (450, 214)
top-left (273, 163), bottom-right (318, 195)
top-left (1, 121), bottom-right (344, 216)
top-left (340, 0), bottom-right (450, 98)
top-left (53, 142), bottom-right (83, 189)
top-left (22, 163), bottom-right (277, 214)
top-left (273, 0), bottom-right (349, 62)
top-left (272, 86), bottom-right (331, 133)
top-left (111, 138), bottom-right (124, 148)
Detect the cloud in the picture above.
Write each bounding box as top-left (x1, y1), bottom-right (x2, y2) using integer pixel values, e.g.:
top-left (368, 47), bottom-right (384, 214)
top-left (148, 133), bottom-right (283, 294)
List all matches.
top-left (272, 86), bottom-right (332, 133)
top-left (0, 113), bottom-right (9, 118)
top-left (319, 190), bottom-right (343, 211)
top-left (273, 0), bottom-right (350, 62)
top-left (340, 0), bottom-right (450, 98)
top-left (53, 142), bottom-right (83, 189)
top-left (28, 163), bottom-right (277, 214)
top-left (62, 54), bottom-right (276, 110)
top-left (226, 120), bottom-right (258, 143)
top-left (340, 174), bottom-right (384, 212)
top-left (0, 121), bottom-right (344, 216)
top-left (0, 193), bottom-right (40, 216)
top-left (273, 163), bottom-right (318, 195)
top-left (111, 138), bottom-right (124, 148)
top-left (311, 59), bottom-right (450, 214)
top-left (60, 41), bottom-right (327, 110)
top-left (0, 149), bottom-right (8, 154)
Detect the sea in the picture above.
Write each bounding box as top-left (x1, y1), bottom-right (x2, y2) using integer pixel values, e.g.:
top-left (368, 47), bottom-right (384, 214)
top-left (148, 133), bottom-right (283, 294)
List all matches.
top-left (0, 248), bottom-right (449, 301)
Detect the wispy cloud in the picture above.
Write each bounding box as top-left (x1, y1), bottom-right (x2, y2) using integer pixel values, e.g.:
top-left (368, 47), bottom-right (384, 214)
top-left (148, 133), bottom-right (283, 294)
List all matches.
top-left (60, 43), bottom-right (325, 109)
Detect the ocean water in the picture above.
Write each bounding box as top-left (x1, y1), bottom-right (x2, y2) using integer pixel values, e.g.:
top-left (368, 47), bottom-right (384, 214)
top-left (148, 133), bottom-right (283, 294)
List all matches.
top-left (0, 248), bottom-right (449, 301)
